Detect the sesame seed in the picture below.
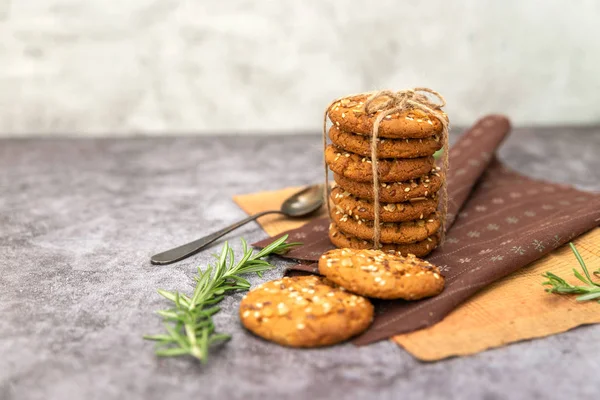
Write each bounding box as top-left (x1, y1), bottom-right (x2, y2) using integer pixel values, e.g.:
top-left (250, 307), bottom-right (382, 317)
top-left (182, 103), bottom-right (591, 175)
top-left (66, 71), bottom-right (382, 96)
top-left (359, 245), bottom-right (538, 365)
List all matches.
top-left (243, 311), bottom-right (250, 318)
top-left (404, 187), bottom-right (411, 192)
top-left (341, 113), bottom-right (346, 118)
top-left (434, 273), bottom-right (440, 279)
top-left (297, 323), bottom-right (305, 330)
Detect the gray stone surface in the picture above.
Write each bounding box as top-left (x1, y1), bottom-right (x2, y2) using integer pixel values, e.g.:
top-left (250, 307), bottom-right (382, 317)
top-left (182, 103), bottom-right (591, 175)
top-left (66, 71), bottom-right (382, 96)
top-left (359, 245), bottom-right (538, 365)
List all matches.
top-left (1, 127), bottom-right (599, 400)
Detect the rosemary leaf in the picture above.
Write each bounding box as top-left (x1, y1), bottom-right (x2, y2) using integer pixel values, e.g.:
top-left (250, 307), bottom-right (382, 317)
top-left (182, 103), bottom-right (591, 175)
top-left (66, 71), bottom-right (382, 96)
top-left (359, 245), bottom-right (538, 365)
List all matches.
top-left (145, 235), bottom-right (300, 362)
top-left (542, 242), bottom-right (600, 303)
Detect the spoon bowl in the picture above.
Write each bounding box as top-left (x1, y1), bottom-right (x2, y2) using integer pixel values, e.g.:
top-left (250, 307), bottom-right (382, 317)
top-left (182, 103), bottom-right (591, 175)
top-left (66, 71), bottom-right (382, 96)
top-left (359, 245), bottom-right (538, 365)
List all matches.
top-left (281, 185), bottom-right (324, 217)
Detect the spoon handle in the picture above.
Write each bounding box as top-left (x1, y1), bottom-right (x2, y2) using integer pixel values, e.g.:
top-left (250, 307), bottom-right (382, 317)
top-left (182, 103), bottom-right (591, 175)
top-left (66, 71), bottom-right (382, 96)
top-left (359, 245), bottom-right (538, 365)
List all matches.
top-left (150, 210), bottom-right (281, 265)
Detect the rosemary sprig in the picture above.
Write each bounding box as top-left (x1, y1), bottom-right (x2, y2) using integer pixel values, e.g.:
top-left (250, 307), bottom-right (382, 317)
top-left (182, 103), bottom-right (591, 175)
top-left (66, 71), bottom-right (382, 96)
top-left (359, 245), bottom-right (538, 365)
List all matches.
top-left (542, 242), bottom-right (600, 303)
top-left (144, 235), bottom-right (300, 362)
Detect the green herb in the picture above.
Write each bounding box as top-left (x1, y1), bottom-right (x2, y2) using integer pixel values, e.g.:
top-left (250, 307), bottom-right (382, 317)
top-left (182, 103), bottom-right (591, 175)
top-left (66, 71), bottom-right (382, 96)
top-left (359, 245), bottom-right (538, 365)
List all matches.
top-left (542, 242), bottom-right (600, 303)
top-left (144, 235), bottom-right (300, 362)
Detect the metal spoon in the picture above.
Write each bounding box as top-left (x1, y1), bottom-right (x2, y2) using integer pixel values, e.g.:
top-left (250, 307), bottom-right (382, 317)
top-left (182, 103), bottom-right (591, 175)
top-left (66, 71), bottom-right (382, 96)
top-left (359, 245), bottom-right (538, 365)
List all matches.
top-left (150, 184), bottom-right (324, 265)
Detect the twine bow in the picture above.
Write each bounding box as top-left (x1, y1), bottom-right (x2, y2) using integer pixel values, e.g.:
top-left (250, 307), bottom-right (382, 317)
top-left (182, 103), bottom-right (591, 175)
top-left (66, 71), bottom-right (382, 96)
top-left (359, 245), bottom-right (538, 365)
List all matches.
top-left (323, 88), bottom-right (449, 249)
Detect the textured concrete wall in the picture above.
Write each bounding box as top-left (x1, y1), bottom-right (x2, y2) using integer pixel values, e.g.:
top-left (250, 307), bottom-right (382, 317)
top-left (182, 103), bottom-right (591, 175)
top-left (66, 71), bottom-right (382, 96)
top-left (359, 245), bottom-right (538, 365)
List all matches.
top-left (1, 0), bottom-right (599, 136)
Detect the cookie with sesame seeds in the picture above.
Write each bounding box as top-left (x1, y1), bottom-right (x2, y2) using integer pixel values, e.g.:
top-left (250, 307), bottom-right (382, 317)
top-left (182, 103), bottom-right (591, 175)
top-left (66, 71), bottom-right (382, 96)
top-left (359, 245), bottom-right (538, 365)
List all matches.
top-left (333, 171), bottom-right (442, 203)
top-left (329, 125), bottom-right (442, 159)
top-left (327, 94), bottom-right (448, 139)
top-left (330, 186), bottom-right (438, 222)
top-left (330, 209), bottom-right (441, 244)
top-left (318, 249), bottom-right (445, 300)
top-left (328, 223), bottom-right (439, 257)
top-left (239, 275), bottom-right (373, 348)
top-left (325, 145), bottom-right (435, 183)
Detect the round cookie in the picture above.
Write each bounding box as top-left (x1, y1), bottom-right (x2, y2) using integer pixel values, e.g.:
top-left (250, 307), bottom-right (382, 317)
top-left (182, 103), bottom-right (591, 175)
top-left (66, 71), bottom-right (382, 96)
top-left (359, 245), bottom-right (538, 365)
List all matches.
top-left (239, 275), bottom-right (374, 348)
top-left (329, 125), bottom-right (442, 159)
top-left (318, 249), bottom-right (445, 300)
top-left (329, 223), bottom-right (439, 257)
top-left (325, 145), bottom-right (435, 183)
top-left (330, 186), bottom-right (438, 222)
top-left (331, 209), bottom-right (441, 244)
top-left (327, 94), bottom-right (447, 139)
top-left (334, 171), bottom-right (442, 203)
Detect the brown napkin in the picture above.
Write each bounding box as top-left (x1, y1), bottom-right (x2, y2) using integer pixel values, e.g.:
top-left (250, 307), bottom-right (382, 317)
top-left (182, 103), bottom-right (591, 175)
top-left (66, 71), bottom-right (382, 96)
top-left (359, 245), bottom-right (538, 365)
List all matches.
top-left (250, 115), bottom-right (600, 345)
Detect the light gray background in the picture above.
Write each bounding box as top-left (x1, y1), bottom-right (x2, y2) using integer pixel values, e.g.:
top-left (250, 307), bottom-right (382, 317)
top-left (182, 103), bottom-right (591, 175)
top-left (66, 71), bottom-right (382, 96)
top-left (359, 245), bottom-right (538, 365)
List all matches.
top-left (1, 0), bottom-right (600, 136)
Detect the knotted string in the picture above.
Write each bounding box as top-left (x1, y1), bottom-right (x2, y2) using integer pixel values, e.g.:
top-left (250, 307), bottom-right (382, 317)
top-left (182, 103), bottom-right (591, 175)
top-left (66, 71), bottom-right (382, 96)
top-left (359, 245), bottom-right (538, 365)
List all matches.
top-left (323, 88), bottom-right (449, 249)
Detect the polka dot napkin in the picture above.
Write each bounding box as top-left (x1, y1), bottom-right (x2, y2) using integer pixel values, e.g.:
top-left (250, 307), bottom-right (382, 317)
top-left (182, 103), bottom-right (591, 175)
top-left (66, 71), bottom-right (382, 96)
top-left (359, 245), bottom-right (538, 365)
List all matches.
top-left (237, 115), bottom-right (600, 358)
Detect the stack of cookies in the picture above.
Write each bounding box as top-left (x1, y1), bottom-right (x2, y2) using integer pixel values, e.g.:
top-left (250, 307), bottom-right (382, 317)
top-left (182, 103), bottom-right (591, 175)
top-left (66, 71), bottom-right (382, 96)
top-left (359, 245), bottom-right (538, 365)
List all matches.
top-left (325, 94), bottom-right (447, 258)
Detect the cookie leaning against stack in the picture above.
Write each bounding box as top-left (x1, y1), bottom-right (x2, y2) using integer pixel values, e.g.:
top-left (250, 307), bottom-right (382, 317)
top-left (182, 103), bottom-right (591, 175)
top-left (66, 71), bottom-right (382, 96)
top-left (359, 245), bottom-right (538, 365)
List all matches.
top-left (325, 92), bottom-right (447, 257)
top-left (318, 248), bottom-right (445, 300)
